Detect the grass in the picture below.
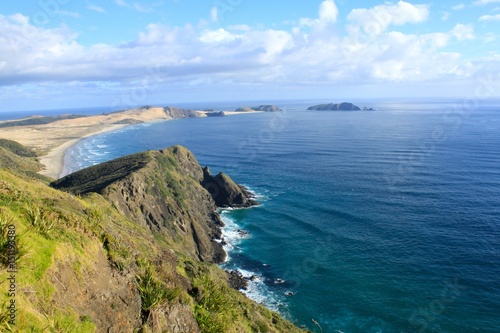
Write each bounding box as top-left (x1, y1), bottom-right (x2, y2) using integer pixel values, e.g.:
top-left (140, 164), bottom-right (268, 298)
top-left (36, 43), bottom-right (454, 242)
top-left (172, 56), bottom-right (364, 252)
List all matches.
top-left (0, 208), bottom-right (28, 267)
top-left (136, 264), bottom-right (180, 319)
top-left (0, 115), bottom-right (87, 128)
top-left (24, 203), bottom-right (57, 238)
top-left (193, 274), bottom-right (237, 333)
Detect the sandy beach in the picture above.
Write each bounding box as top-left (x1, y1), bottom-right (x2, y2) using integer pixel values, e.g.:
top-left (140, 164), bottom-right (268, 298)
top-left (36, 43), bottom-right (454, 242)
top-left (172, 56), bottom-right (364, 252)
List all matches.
top-left (37, 124), bottom-right (127, 179)
top-left (0, 107), bottom-right (188, 179)
top-left (0, 107), bottom-right (264, 179)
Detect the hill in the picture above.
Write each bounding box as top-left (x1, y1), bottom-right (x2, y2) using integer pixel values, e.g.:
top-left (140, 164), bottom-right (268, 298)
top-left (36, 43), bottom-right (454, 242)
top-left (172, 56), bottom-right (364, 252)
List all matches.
top-left (307, 102), bottom-right (361, 111)
top-left (0, 142), bottom-right (307, 332)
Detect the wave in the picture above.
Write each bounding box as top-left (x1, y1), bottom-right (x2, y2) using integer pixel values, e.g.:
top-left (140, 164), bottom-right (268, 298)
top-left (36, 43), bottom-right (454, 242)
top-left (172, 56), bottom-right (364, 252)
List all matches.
top-left (219, 205), bottom-right (291, 316)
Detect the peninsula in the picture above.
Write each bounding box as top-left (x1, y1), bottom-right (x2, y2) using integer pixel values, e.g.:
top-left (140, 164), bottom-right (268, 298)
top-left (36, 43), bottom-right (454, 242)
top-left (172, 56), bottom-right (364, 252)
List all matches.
top-left (0, 105), bottom-right (268, 179)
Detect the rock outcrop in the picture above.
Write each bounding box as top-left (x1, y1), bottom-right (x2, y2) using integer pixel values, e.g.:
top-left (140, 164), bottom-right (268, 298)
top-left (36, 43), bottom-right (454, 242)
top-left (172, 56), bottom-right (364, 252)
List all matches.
top-left (201, 166), bottom-right (258, 208)
top-left (51, 146), bottom-right (237, 263)
top-left (307, 102), bottom-right (361, 111)
top-left (163, 106), bottom-right (200, 118)
top-left (205, 111), bottom-right (226, 117)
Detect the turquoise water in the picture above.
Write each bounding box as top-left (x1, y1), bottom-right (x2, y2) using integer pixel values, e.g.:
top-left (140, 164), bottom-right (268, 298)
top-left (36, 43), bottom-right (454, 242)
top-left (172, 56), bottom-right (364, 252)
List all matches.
top-left (63, 101), bottom-right (500, 332)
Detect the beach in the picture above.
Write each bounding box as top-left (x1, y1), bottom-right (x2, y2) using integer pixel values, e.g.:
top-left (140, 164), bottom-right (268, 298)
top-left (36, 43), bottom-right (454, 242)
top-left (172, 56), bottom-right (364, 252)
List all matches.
top-left (0, 107), bottom-right (264, 179)
top-left (0, 107), bottom-right (190, 179)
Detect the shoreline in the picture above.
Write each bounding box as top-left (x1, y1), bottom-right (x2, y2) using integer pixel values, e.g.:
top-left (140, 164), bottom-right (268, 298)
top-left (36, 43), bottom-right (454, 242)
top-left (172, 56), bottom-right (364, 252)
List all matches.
top-left (38, 124), bottom-right (128, 179)
top-left (0, 108), bottom-right (268, 180)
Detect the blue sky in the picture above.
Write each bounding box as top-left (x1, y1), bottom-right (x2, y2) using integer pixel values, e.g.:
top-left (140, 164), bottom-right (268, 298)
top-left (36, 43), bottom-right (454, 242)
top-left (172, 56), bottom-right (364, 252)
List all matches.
top-left (0, 0), bottom-right (499, 111)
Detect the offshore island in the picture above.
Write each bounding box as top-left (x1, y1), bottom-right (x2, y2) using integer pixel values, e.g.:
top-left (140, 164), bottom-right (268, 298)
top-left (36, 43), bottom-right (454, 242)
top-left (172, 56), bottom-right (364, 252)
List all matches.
top-left (0, 106), bottom-right (306, 332)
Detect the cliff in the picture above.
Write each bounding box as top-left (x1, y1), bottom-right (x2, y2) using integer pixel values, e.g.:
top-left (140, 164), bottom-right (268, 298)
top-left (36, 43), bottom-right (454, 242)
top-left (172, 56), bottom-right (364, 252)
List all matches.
top-left (202, 166), bottom-right (258, 208)
top-left (51, 146), bottom-right (231, 263)
top-left (0, 142), bottom-right (305, 332)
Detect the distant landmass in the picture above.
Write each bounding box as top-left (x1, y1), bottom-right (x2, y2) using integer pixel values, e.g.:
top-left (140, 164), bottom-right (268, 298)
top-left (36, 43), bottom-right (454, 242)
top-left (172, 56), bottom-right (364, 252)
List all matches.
top-left (235, 105), bottom-right (282, 112)
top-left (0, 114), bottom-right (87, 127)
top-left (307, 102), bottom-right (374, 111)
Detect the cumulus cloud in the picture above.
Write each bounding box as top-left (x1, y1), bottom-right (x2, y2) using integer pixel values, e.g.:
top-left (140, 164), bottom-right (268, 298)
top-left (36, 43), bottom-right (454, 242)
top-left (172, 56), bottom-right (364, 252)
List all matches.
top-left (347, 1), bottom-right (429, 35)
top-left (0, 0), bottom-right (487, 101)
top-left (319, 0), bottom-right (339, 23)
top-left (299, 0), bottom-right (339, 29)
top-left (451, 24), bottom-right (475, 40)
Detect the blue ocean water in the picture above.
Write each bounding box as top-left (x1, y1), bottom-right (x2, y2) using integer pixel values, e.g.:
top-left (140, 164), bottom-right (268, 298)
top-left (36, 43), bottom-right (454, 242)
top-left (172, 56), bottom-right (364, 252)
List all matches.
top-left (63, 100), bottom-right (500, 333)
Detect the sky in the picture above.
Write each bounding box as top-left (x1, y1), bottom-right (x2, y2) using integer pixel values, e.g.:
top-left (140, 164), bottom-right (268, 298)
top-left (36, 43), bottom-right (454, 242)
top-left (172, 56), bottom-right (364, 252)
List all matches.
top-left (0, 0), bottom-right (500, 112)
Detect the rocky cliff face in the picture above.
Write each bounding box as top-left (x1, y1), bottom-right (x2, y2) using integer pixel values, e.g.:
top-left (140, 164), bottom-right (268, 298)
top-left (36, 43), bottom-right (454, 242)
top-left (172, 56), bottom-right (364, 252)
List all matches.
top-left (201, 166), bottom-right (258, 208)
top-left (163, 106), bottom-right (200, 118)
top-left (51, 146), bottom-right (244, 263)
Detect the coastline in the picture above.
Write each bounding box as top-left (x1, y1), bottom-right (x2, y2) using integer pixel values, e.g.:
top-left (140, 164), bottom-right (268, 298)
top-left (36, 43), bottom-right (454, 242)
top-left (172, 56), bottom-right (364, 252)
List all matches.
top-left (0, 107), bottom-right (267, 180)
top-left (38, 124), bottom-right (127, 179)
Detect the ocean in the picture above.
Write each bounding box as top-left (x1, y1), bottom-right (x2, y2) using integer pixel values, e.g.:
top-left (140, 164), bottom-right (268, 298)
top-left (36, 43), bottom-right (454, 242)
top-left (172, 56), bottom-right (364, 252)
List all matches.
top-left (61, 100), bottom-right (500, 333)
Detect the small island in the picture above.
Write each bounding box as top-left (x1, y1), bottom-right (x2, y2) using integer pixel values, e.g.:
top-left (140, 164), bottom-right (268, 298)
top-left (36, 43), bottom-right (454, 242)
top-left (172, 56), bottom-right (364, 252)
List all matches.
top-left (235, 105), bottom-right (282, 112)
top-left (307, 102), bottom-right (373, 111)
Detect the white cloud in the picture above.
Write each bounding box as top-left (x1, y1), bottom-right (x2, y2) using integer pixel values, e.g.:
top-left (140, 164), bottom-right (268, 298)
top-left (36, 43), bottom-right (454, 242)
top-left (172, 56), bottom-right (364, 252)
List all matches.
top-left (474, 0), bottom-right (500, 4)
top-left (210, 7), bottom-right (218, 23)
top-left (348, 1), bottom-right (429, 36)
top-left (479, 13), bottom-right (500, 20)
top-left (319, 0), bottom-right (339, 24)
top-left (451, 24), bottom-right (475, 40)
top-left (452, 4), bottom-right (465, 10)
top-left (87, 4), bottom-right (106, 13)
top-left (299, 0), bottom-right (339, 30)
top-left (114, 0), bottom-right (129, 7)
top-left (0, 0), bottom-right (491, 104)
top-left (199, 28), bottom-right (239, 44)
top-left (441, 12), bottom-right (451, 21)
top-left (114, 0), bottom-right (152, 12)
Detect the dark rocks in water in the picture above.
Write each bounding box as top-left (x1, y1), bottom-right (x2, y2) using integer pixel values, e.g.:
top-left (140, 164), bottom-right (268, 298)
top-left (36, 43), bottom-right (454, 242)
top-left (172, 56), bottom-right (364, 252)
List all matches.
top-left (237, 229), bottom-right (249, 237)
top-left (201, 166), bottom-right (259, 208)
top-left (284, 291), bottom-right (294, 296)
top-left (227, 270), bottom-right (248, 290)
top-left (235, 105), bottom-right (282, 112)
top-left (307, 102), bottom-right (361, 111)
top-left (363, 107), bottom-right (375, 111)
top-left (205, 111), bottom-right (226, 117)
top-left (274, 278), bottom-right (285, 284)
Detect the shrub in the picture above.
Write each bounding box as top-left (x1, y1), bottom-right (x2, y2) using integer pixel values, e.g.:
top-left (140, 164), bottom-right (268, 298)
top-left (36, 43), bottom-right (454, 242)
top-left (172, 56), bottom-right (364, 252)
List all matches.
top-left (136, 265), bottom-right (180, 313)
top-left (24, 203), bottom-right (57, 237)
top-left (193, 275), bottom-right (236, 333)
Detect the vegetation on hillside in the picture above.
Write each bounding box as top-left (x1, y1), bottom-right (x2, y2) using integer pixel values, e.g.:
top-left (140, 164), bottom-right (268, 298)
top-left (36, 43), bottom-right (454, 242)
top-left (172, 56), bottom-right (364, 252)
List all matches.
top-left (0, 141), bottom-right (307, 332)
top-left (0, 115), bottom-right (87, 128)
